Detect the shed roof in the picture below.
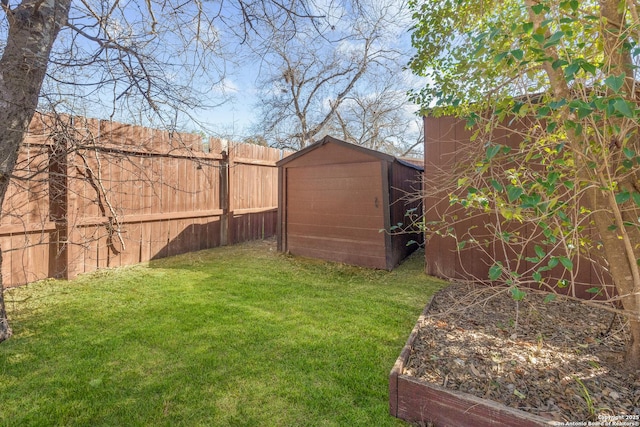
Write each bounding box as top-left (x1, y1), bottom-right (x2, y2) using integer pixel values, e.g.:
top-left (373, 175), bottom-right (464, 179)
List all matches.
top-left (276, 135), bottom-right (424, 171)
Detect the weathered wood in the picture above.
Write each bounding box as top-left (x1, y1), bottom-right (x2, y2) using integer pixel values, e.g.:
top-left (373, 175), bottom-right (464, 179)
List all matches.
top-left (0, 222), bottom-right (57, 235)
top-left (233, 157), bottom-right (278, 167)
top-left (278, 136), bottom-right (423, 270)
top-left (389, 297), bottom-right (548, 427)
top-left (75, 210), bottom-right (225, 226)
top-left (423, 115), bottom-right (615, 299)
top-left (233, 207), bottom-right (277, 215)
top-left (1, 115), bottom-right (286, 287)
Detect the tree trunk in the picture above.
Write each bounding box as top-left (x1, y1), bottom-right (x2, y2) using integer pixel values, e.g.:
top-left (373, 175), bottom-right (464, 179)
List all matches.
top-left (0, 249), bottom-right (10, 341)
top-left (595, 0), bottom-right (640, 371)
top-left (0, 0), bottom-right (71, 343)
top-left (589, 185), bottom-right (640, 371)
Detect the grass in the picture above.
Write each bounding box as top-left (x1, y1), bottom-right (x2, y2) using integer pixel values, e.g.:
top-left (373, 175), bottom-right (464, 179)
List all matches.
top-left (0, 240), bottom-right (444, 426)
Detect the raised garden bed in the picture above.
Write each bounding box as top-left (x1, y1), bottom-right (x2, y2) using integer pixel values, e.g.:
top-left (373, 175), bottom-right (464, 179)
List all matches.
top-left (388, 283), bottom-right (637, 426)
top-left (389, 299), bottom-right (548, 426)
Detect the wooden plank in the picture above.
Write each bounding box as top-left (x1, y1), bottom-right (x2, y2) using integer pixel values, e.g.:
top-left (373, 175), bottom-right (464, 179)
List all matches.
top-left (277, 166), bottom-right (286, 252)
top-left (281, 141), bottom-right (378, 168)
top-left (0, 235), bottom-right (12, 286)
top-left (287, 234), bottom-right (385, 258)
top-left (139, 221), bottom-right (151, 262)
top-left (9, 234), bottom-right (27, 286)
top-left (0, 222), bottom-right (57, 235)
top-left (289, 243), bottom-right (387, 270)
top-left (150, 153), bottom-right (163, 215)
top-left (287, 223), bottom-right (383, 241)
top-left (396, 375), bottom-right (547, 427)
top-left (286, 212), bottom-right (382, 230)
top-left (380, 161), bottom-right (392, 269)
top-left (75, 210), bottom-right (224, 226)
top-left (286, 191), bottom-right (382, 213)
top-left (233, 157), bottom-right (277, 167)
top-left (66, 226), bottom-right (84, 280)
top-left (120, 222), bottom-right (139, 267)
top-left (219, 152), bottom-right (229, 245)
top-left (178, 158), bottom-right (189, 213)
top-left (390, 297), bottom-right (548, 427)
top-left (150, 221), bottom-right (169, 260)
top-left (233, 207), bottom-right (277, 215)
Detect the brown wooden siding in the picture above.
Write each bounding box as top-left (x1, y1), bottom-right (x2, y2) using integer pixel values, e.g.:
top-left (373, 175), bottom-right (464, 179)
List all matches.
top-left (278, 136), bottom-right (423, 270)
top-left (423, 116), bottom-right (614, 299)
top-left (0, 114), bottom-right (289, 287)
top-left (284, 161), bottom-right (387, 269)
top-left (388, 161), bottom-right (423, 268)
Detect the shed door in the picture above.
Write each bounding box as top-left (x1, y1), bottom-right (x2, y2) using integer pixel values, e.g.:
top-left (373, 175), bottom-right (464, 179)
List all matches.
top-left (285, 161), bottom-right (387, 269)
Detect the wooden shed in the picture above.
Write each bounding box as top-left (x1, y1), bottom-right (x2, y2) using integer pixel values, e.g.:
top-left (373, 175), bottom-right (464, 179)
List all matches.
top-left (277, 136), bottom-right (423, 270)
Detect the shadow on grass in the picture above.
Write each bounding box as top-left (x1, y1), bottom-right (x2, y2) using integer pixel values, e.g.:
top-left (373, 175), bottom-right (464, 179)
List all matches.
top-left (1, 239), bottom-right (444, 426)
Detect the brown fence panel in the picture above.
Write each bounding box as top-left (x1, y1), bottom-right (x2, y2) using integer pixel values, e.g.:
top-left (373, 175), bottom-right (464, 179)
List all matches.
top-left (0, 115), bottom-right (287, 287)
top-left (0, 115), bottom-right (54, 286)
top-left (228, 142), bottom-right (287, 244)
top-left (423, 115), bottom-right (613, 299)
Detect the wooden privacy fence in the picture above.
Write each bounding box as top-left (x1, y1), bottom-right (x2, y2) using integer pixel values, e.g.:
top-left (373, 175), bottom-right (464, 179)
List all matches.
top-left (423, 116), bottom-right (613, 300)
top-left (0, 114), bottom-right (289, 287)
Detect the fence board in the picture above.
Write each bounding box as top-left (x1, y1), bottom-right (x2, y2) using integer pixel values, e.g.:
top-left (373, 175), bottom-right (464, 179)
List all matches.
top-left (0, 114), bottom-right (287, 287)
top-left (423, 115), bottom-right (613, 299)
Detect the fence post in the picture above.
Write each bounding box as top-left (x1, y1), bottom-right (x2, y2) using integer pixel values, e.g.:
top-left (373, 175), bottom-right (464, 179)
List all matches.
top-left (219, 146), bottom-right (229, 246)
top-left (226, 142), bottom-right (234, 245)
top-left (48, 126), bottom-right (69, 279)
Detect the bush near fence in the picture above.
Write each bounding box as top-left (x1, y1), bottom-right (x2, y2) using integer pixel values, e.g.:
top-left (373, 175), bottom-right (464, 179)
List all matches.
top-left (423, 115), bottom-right (614, 300)
top-left (0, 113), bottom-right (289, 287)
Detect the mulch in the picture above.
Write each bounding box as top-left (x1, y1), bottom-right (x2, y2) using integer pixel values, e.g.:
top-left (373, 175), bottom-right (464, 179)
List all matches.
top-left (403, 283), bottom-right (640, 423)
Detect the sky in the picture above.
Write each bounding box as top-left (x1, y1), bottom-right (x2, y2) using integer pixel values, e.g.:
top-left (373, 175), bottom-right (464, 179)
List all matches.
top-left (198, 66), bottom-right (262, 137)
top-left (191, 0), bottom-right (423, 142)
top-left (0, 0), bottom-right (423, 145)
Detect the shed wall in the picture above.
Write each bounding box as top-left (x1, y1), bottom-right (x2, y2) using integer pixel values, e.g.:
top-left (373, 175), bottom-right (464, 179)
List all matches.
top-left (284, 161), bottom-right (388, 269)
top-left (388, 161), bottom-right (424, 268)
top-left (423, 116), bottom-right (614, 299)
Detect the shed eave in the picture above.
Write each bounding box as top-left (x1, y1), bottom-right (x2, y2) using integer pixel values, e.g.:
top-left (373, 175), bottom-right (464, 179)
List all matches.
top-left (276, 135), bottom-right (423, 171)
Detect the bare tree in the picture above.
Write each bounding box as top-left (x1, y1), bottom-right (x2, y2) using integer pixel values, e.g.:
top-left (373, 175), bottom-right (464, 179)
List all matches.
top-left (326, 71), bottom-right (424, 157)
top-left (253, 0), bottom-right (410, 150)
top-left (0, 0), bottom-right (326, 342)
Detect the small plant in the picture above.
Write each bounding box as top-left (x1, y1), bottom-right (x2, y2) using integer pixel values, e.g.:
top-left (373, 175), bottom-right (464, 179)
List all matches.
top-left (532, 333), bottom-right (544, 355)
top-left (574, 376), bottom-right (596, 420)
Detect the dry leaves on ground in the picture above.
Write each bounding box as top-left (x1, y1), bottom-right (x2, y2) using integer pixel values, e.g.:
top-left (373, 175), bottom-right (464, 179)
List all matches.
top-left (404, 283), bottom-right (640, 423)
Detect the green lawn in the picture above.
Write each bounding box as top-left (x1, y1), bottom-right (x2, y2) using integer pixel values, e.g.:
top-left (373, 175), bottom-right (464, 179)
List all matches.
top-left (0, 240), bottom-right (444, 426)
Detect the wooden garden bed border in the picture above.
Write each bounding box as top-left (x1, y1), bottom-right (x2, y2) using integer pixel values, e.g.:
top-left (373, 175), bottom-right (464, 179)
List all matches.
top-left (389, 296), bottom-right (551, 427)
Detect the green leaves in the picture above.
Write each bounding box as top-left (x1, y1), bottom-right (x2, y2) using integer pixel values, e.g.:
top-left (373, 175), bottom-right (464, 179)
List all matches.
top-left (616, 191), bottom-right (630, 204)
top-left (511, 49), bottom-right (524, 61)
top-left (506, 185), bottom-right (523, 203)
top-left (612, 98), bottom-right (634, 118)
top-left (531, 3), bottom-right (547, 14)
top-left (623, 147), bottom-right (635, 159)
top-left (544, 31), bottom-right (564, 48)
top-left (510, 286), bottom-right (527, 301)
top-left (604, 74), bottom-right (625, 93)
top-left (522, 22), bottom-right (534, 34)
top-left (486, 144), bottom-right (502, 161)
top-left (586, 287), bottom-right (602, 295)
top-left (489, 263), bottom-right (503, 281)
top-left (558, 256), bottom-right (573, 271)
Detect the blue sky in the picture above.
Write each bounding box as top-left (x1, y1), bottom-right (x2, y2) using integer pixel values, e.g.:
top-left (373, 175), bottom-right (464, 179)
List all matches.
top-left (11, 0), bottom-right (422, 143)
top-left (192, 0), bottom-right (422, 142)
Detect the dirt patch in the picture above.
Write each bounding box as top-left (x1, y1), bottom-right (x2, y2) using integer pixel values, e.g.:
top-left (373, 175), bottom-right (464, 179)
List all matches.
top-left (403, 283), bottom-right (640, 423)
